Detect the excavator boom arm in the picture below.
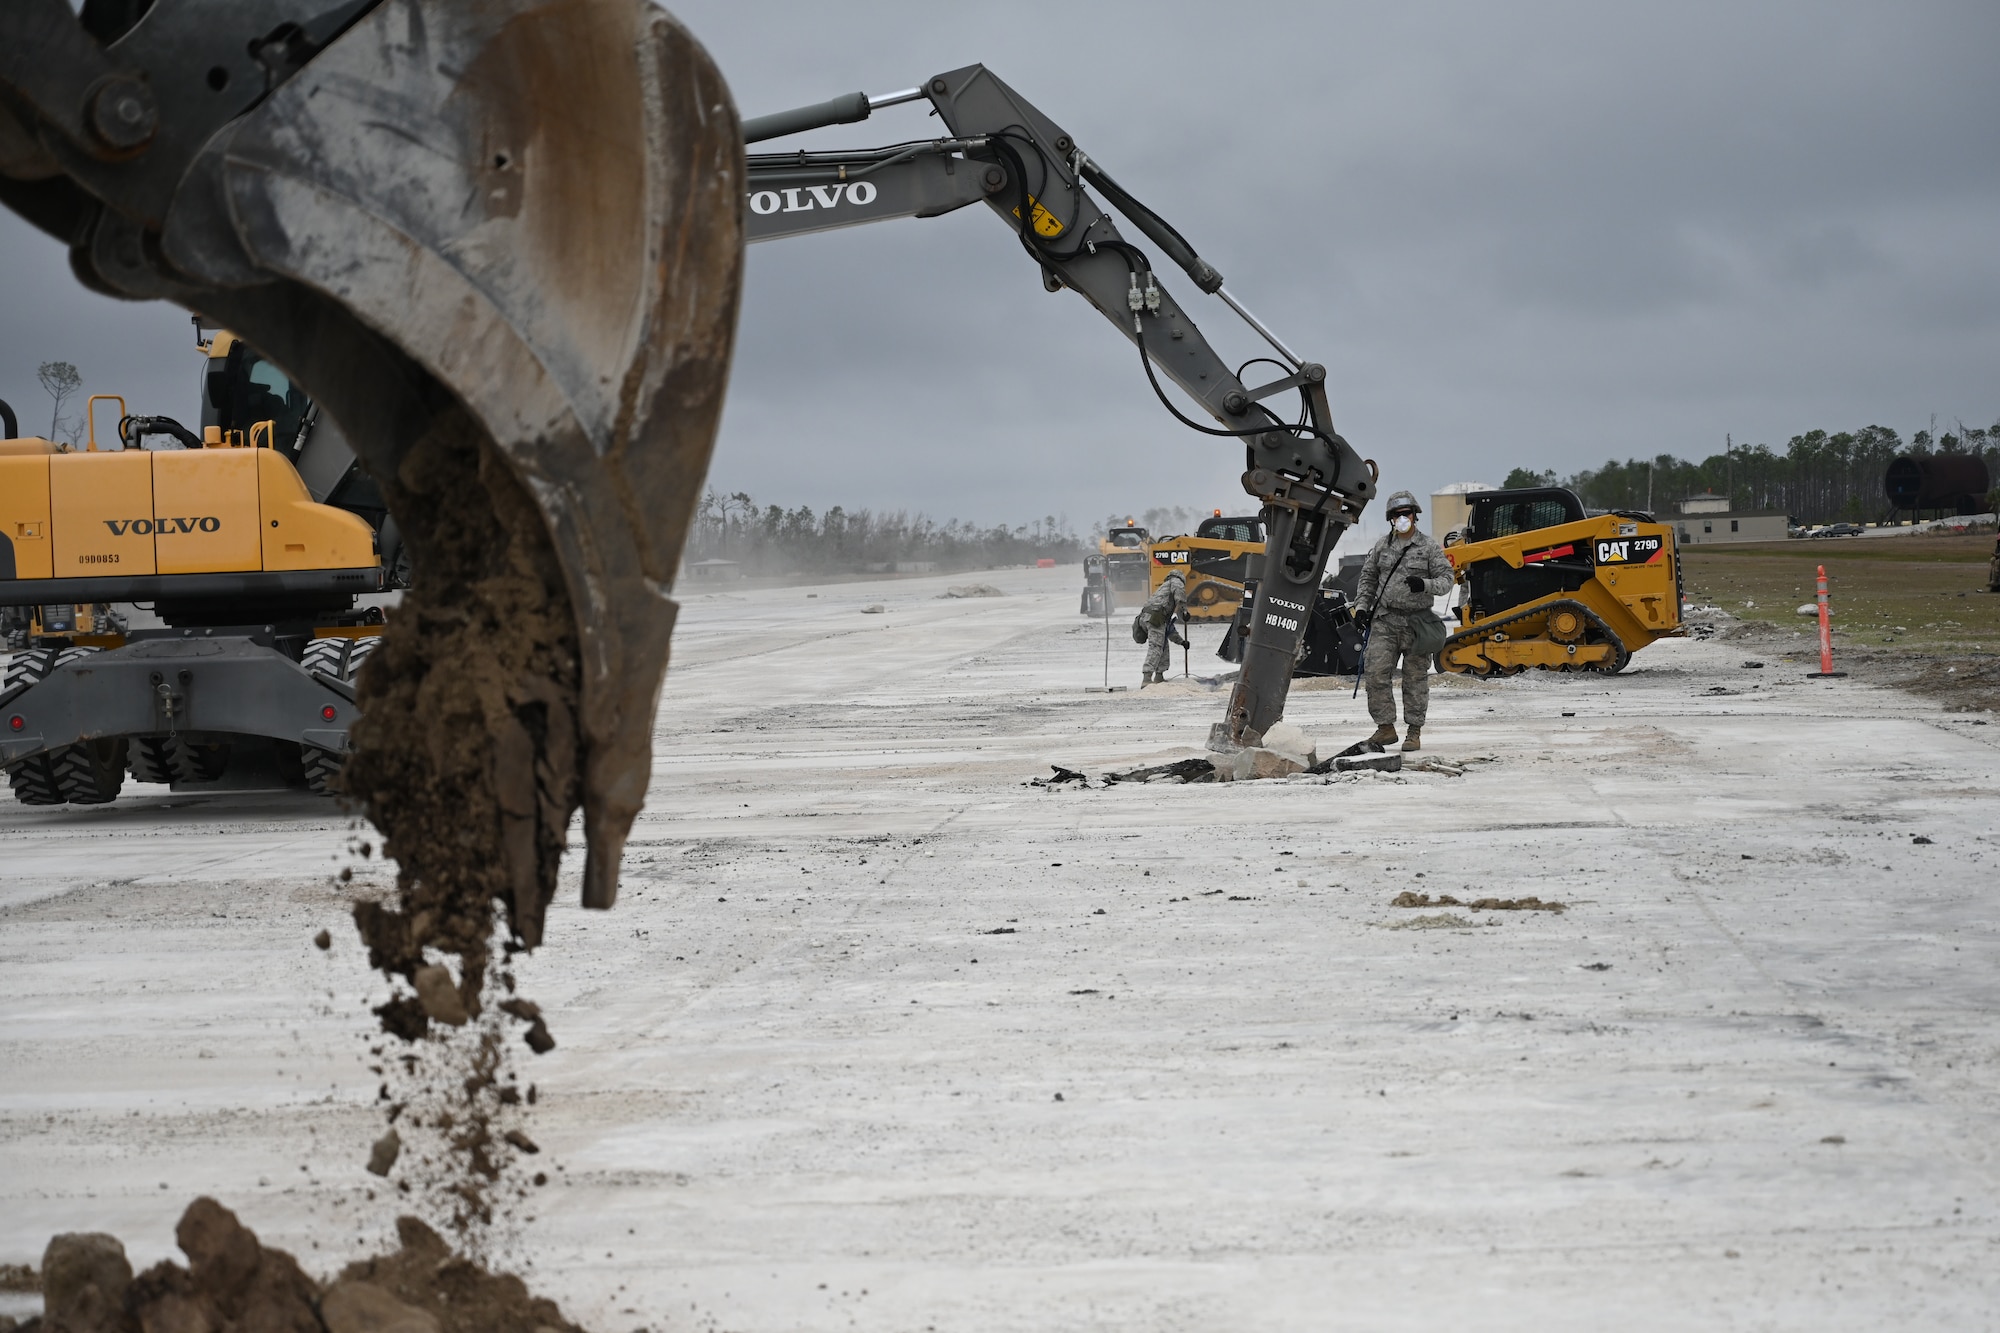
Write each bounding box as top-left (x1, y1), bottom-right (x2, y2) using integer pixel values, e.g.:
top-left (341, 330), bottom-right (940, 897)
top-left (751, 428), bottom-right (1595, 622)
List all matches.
top-left (744, 64), bottom-right (1379, 738)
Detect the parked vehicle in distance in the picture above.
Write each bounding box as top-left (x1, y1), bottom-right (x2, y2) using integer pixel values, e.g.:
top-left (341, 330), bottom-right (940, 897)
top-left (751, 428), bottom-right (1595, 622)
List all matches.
top-left (1812, 523), bottom-right (1865, 538)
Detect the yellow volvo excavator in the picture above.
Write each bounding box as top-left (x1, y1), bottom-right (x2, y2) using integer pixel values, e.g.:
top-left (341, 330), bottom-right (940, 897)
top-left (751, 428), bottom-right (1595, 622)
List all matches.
top-left (0, 1), bottom-right (1370, 927)
top-left (0, 327), bottom-right (389, 802)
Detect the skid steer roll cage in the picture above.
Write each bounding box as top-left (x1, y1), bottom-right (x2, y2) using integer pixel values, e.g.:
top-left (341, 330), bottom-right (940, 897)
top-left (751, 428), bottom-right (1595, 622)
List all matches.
top-left (741, 65), bottom-right (1378, 740)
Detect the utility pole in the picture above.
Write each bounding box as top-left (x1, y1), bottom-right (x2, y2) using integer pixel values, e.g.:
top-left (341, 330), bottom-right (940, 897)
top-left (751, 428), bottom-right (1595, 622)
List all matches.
top-left (1726, 433), bottom-right (1733, 505)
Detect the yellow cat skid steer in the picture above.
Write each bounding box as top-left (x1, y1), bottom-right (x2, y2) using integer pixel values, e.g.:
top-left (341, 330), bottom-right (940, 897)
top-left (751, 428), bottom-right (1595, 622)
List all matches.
top-left (1145, 512), bottom-right (1265, 621)
top-left (1439, 487), bottom-right (1684, 677)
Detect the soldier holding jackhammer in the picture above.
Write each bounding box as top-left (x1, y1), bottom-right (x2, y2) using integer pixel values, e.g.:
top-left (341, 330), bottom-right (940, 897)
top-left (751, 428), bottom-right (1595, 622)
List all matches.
top-left (1139, 571), bottom-right (1188, 686)
top-left (1352, 491), bottom-right (1453, 750)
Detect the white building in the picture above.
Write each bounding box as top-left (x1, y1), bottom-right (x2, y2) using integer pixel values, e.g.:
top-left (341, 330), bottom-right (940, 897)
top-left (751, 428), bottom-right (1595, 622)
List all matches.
top-left (1675, 495), bottom-right (1788, 544)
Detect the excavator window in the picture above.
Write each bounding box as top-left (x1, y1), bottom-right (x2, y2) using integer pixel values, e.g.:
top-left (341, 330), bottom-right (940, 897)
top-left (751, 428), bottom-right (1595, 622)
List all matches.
top-left (204, 340), bottom-right (313, 452)
top-left (1468, 488), bottom-right (1586, 542)
top-left (1196, 516), bottom-right (1264, 543)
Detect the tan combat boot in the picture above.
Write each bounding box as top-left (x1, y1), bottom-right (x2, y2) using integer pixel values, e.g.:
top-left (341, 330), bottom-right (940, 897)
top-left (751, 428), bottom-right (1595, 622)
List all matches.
top-left (1403, 725), bottom-right (1422, 752)
top-left (1366, 723), bottom-right (1399, 747)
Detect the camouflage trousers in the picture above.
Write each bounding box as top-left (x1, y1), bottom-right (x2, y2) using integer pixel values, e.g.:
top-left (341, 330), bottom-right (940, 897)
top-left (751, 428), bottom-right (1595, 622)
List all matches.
top-left (1144, 625), bottom-right (1175, 676)
top-left (1363, 609), bottom-right (1432, 728)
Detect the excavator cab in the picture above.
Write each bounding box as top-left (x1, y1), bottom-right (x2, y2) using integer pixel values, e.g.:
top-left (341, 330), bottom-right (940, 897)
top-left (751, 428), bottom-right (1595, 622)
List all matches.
top-left (204, 332), bottom-right (312, 454)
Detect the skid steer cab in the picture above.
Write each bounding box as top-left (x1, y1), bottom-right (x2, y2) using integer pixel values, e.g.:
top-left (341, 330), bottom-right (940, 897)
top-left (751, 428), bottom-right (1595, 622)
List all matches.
top-left (1438, 487), bottom-right (1684, 677)
top-left (0, 387), bottom-right (385, 805)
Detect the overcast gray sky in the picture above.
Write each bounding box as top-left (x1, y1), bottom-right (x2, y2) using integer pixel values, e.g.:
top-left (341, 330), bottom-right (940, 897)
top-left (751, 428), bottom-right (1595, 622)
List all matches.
top-left (4, 0), bottom-right (1995, 539)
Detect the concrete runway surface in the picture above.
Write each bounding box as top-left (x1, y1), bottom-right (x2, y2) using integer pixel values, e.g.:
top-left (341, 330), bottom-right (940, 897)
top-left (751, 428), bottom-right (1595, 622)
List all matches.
top-left (3, 565), bottom-right (1997, 1329)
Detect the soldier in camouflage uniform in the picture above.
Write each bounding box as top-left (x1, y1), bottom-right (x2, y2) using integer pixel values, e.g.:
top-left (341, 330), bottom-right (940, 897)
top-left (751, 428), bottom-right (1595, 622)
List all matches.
top-left (1353, 491), bottom-right (1454, 750)
top-left (1139, 572), bottom-right (1188, 685)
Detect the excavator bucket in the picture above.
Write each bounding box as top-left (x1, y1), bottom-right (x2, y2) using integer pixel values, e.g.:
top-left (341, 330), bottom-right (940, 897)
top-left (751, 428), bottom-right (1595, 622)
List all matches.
top-left (0, 2), bottom-right (744, 949)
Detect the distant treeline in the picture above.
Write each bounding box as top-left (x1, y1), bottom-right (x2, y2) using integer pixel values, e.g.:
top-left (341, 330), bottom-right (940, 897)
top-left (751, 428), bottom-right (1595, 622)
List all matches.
top-left (685, 489), bottom-right (1087, 573)
top-left (1506, 421), bottom-right (2000, 523)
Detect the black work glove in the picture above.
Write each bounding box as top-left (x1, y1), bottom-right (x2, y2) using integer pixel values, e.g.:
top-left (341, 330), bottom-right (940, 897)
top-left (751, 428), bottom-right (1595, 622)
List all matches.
top-left (1405, 575), bottom-right (1426, 593)
top-left (1353, 607), bottom-right (1373, 632)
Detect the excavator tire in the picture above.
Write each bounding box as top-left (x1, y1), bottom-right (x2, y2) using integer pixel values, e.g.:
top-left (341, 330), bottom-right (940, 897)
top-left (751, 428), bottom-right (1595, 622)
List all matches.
top-left (4, 649), bottom-right (127, 805)
top-left (128, 736), bottom-right (231, 786)
top-left (302, 638), bottom-right (378, 797)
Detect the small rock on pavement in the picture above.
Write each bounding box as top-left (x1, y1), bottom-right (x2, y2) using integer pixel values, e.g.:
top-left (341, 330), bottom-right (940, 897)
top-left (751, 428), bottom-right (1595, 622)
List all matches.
top-left (313, 928), bottom-right (332, 951)
top-left (939, 584), bottom-right (1004, 598)
top-left (411, 964), bottom-right (468, 1026)
top-left (860, 604), bottom-right (886, 614)
top-left (503, 1129), bottom-right (541, 1155)
top-left (367, 1128), bottom-right (401, 1177)
top-left (321, 1279), bottom-right (442, 1333)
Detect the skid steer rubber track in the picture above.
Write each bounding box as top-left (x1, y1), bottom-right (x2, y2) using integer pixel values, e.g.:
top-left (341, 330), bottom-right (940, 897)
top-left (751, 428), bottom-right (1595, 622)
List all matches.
top-left (301, 637), bottom-right (379, 796)
top-left (5, 648), bottom-right (127, 805)
top-left (1437, 597), bottom-right (1633, 679)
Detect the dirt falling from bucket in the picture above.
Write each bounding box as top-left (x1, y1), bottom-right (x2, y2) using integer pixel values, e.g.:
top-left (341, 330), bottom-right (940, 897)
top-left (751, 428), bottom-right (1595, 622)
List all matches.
top-left (336, 406), bottom-right (585, 1243)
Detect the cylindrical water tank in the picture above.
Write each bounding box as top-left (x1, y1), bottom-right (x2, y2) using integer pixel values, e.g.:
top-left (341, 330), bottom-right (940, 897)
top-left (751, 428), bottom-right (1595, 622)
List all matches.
top-left (1884, 455), bottom-right (1991, 512)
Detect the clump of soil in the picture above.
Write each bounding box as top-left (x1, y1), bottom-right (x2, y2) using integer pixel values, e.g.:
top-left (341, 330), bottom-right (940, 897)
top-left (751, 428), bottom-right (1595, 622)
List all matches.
top-left (329, 408), bottom-right (586, 1238)
top-left (14, 1196), bottom-right (585, 1333)
top-left (343, 406), bottom-right (584, 1003)
top-left (1391, 891), bottom-right (1566, 913)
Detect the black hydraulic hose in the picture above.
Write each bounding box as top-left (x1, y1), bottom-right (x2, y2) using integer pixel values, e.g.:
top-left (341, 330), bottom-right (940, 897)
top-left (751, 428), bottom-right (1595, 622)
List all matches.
top-left (1076, 159), bottom-right (1223, 293)
top-left (119, 414), bottom-right (201, 450)
top-left (0, 397), bottom-right (15, 438)
top-left (1133, 322), bottom-right (1341, 452)
top-left (1003, 162), bottom-right (1341, 466)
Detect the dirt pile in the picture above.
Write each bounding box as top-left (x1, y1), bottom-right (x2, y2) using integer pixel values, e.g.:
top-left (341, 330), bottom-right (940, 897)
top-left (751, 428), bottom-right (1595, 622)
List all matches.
top-left (9, 1197), bottom-right (583, 1333)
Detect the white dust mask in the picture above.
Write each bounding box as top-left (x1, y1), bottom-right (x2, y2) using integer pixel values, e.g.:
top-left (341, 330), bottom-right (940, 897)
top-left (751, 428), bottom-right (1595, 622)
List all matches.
top-left (1392, 514), bottom-right (1415, 534)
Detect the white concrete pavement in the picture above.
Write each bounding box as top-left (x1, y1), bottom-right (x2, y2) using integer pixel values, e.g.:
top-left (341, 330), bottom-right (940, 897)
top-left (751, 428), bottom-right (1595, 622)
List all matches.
top-left (3, 564), bottom-right (1997, 1329)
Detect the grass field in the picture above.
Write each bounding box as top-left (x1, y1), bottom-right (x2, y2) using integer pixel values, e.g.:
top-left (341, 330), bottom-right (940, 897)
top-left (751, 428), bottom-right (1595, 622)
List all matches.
top-left (1681, 533), bottom-right (1999, 654)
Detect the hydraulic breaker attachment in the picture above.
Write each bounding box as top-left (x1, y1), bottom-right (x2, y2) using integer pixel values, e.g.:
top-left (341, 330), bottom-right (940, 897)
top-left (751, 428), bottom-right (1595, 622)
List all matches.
top-left (0, 1), bottom-right (746, 938)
